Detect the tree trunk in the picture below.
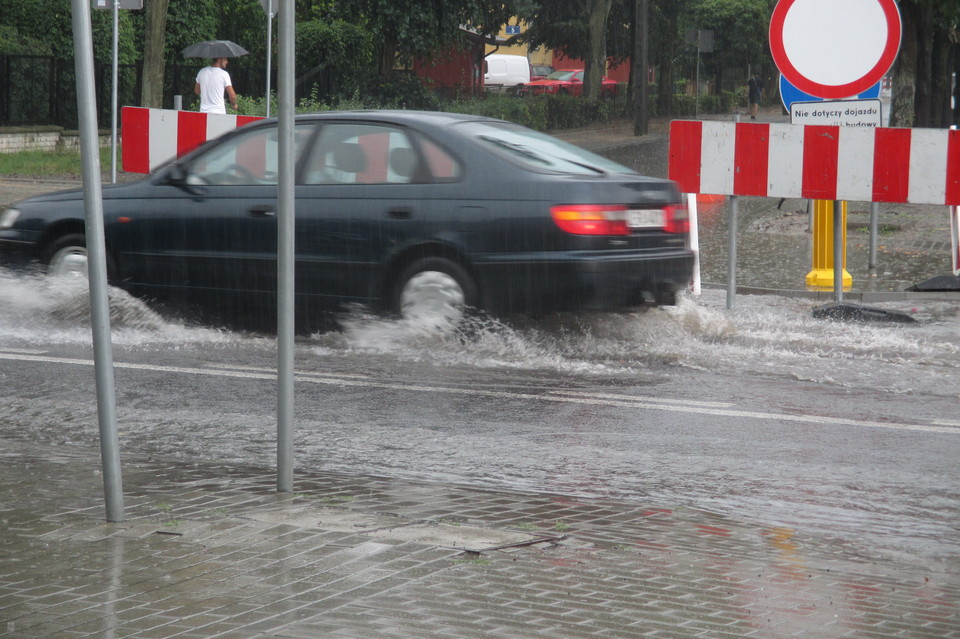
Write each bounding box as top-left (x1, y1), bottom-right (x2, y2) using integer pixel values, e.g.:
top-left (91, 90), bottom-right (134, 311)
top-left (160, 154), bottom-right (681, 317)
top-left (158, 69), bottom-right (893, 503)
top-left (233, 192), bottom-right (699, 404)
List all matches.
top-left (583, 0), bottom-right (613, 102)
top-left (378, 34), bottom-right (397, 81)
top-left (913, 2), bottom-right (934, 127)
top-left (890, 1), bottom-right (917, 127)
top-left (140, 0), bottom-right (170, 108)
top-left (930, 28), bottom-right (955, 128)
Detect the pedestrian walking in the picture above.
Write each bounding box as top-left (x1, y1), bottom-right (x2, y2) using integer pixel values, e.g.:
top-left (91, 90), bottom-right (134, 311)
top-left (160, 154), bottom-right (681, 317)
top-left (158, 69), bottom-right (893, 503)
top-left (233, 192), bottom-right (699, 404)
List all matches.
top-left (195, 57), bottom-right (238, 114)
top-left (748, 74), bottom-right (764, 120)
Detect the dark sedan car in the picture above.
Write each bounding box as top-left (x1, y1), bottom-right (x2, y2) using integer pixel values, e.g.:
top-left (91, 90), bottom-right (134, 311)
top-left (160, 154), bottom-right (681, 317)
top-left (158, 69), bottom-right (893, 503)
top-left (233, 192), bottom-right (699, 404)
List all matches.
top-left (0, 111), bottom-right (693, 328)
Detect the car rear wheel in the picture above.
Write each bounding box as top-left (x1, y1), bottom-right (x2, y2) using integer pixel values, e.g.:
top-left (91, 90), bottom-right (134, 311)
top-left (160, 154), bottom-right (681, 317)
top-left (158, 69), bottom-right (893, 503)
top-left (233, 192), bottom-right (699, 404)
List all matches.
top-left (394, 257), bottom-right (478, 324)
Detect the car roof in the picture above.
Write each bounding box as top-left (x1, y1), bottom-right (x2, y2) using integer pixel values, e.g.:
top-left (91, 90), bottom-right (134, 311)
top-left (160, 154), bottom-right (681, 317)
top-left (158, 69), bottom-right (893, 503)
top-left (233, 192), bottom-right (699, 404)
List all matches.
top-left (291, 110), bottom-right (505, 127)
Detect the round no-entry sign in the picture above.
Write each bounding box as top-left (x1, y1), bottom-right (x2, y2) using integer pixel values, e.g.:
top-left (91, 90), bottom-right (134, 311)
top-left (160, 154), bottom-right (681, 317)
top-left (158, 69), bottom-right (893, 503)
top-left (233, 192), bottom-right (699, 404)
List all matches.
top-left (769, 0), bottom-right (901, 99)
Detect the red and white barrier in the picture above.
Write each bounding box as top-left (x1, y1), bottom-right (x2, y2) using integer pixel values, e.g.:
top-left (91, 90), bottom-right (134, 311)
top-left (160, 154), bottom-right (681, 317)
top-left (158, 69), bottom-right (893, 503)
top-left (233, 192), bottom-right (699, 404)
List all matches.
top-left (669, 121), bottom-right (960, 206)
top-left (121, 107), bottom-right (264, 174)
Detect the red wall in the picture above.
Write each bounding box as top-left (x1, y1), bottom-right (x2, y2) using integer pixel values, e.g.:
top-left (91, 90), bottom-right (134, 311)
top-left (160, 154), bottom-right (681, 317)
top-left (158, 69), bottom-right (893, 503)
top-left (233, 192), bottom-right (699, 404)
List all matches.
top-left (414, 46), bottom-right (482, 97)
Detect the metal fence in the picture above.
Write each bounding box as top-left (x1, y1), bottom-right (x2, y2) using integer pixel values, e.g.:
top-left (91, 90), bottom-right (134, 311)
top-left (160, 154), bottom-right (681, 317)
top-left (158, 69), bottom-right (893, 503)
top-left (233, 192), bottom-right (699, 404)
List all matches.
top-left (0, 54), bottom-right (268, 129)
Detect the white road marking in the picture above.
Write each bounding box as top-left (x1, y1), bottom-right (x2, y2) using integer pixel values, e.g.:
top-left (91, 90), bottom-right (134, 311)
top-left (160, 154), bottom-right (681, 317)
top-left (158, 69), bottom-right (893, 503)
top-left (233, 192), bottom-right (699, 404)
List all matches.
top-left (0, 350), bottom-right (956, 435)
top-left (203, 362), bottom-right (370, 379)
top-left (548, 390), bottom-right (733, 408)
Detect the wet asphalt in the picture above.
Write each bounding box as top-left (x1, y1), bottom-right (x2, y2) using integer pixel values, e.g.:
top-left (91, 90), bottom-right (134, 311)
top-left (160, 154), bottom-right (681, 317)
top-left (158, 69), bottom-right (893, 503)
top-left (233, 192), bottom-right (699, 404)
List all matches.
top-left (1, 113), bottom-right (959, 637)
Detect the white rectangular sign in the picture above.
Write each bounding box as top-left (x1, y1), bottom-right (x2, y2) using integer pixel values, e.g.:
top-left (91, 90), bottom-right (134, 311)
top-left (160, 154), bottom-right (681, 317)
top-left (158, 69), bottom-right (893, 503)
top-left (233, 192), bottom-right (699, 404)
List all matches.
top-left (93, 0), bottom-right (143, 8)
top-left (790, 99), bottom-right (882, 127)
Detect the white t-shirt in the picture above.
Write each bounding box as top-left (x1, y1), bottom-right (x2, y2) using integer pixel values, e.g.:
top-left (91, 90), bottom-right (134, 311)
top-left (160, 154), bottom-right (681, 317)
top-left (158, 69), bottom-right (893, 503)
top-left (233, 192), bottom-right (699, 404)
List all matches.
top-left (196, 66), bottom-right (233, 114)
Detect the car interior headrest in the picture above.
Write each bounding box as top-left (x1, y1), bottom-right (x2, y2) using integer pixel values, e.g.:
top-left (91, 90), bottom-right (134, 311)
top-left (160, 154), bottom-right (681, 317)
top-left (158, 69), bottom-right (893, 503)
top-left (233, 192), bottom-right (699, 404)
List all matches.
top-left (389, 147), bottom-right (418, 179)
top-left (332, 144), bottom-right (367, 174)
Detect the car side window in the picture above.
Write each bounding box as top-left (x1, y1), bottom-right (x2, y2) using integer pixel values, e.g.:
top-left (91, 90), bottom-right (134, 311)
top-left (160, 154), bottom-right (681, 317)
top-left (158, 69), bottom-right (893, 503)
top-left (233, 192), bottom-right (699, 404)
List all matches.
top-left (186, 124), bottom-right (313, 186)
top-left (302, 123), bottom-right (459, 185)
top-left (419, 138), bottom-right (461, 181)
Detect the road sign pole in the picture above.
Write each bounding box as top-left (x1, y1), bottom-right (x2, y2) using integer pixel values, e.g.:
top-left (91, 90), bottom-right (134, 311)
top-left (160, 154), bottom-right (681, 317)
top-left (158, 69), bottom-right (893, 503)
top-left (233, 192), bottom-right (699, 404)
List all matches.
top-left (276, 0), bottom-right (295, 493)
top-left (833, 200), bottom-right (844, 302)
top-left (869, 201), bottom-right (879, 271)
top-left (71, 0), bottom-right (124, 523)
top-left (726, 195), bottom-right (738, 309)
top-left (110, 0), bottom-right (118, 183)
top-left (266, 0), bottom-right (273, 118)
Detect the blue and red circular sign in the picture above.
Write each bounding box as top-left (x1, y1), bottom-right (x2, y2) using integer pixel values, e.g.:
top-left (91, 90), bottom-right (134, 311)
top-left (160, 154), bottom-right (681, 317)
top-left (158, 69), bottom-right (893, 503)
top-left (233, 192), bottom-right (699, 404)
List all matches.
top-left (769, 0), bottom-right (901, 100)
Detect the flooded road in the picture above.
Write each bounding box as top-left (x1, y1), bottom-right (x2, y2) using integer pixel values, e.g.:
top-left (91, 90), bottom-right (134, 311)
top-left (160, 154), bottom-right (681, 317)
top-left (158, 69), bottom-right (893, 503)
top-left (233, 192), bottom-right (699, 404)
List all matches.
top-left (1, 269), bottom-right (958, 568)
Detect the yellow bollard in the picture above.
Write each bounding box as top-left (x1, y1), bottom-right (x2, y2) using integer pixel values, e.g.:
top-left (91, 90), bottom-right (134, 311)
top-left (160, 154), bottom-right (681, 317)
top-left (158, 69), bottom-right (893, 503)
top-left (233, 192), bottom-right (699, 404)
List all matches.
top-left (805, 199), bottom-right (852, 290)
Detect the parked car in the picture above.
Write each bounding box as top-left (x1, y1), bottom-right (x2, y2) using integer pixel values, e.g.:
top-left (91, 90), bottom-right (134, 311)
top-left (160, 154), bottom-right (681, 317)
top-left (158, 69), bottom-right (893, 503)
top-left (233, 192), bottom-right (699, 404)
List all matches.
top-left (484, 54), bottom-right (531, 96)
top-left (521, 69), bottom-right (618, 99)
top-left (0, 111), bottom-right (693, 329)
top-left (530, 64), bottom-right (554, 81)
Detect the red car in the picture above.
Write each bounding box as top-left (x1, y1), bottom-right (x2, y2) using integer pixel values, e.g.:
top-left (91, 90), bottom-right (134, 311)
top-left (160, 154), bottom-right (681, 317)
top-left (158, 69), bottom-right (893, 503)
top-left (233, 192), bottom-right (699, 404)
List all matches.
top-left (521, 69), bottom-right (618, 98)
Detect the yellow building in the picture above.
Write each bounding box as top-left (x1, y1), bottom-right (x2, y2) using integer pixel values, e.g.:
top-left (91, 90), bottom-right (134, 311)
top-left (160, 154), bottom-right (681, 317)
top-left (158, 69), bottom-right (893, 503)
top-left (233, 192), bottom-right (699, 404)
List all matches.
top-left (484, 21), bottom-right (553, 67)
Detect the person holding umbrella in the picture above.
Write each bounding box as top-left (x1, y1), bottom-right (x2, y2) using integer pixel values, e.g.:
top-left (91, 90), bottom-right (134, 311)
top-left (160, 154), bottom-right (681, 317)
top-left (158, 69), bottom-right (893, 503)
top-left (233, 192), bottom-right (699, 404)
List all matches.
top-left (181, 40), bottom-right (249, 114)
top-left (195, 58), bottom-right (237, 114)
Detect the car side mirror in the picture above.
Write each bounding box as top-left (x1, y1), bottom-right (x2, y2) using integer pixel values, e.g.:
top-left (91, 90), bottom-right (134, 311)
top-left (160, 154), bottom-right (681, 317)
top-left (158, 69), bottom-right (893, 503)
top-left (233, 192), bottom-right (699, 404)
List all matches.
top-left (165, 164), bottom-right (188, 184)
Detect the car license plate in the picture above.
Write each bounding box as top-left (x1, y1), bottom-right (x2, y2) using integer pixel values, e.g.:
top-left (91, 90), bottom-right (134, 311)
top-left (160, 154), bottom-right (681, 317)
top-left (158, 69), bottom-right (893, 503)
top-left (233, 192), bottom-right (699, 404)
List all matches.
top-left (626, 209), bottom-right (664, 228)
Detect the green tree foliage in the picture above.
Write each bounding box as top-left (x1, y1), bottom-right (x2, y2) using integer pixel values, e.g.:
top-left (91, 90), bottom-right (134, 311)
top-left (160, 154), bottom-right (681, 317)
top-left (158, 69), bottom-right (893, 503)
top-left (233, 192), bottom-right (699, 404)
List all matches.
top-left (0, 0), bottom-right (137, 63)
top-left (329, 0), bottom-right (515, 80)
top-left (689, 0), bottom-right (771, 93)
top-left (649, 0), bottom-right (694, 115)
top-left (161, 0), bottom-right (219, 60)
top-left (296, 18), bottom-right (373, 95)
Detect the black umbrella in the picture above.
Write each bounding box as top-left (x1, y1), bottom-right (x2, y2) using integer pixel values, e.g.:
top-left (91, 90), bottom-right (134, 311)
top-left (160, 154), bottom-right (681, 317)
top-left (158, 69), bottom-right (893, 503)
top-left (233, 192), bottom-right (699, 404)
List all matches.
top-left (181, 40), bottom-right (249, 59)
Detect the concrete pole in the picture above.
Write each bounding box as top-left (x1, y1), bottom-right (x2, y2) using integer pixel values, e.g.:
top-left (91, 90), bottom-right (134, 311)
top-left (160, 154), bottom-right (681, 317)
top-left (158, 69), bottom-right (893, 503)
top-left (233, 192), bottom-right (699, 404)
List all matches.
top-left (71, 0), bottom-right (124, 522)
top-left (276, 0), bottom-right (295, 493)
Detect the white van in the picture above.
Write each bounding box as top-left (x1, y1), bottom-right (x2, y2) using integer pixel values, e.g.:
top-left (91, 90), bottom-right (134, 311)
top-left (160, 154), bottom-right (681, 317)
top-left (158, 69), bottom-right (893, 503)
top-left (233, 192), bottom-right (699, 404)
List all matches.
top-left (484, 54), bottom-right (531, 95)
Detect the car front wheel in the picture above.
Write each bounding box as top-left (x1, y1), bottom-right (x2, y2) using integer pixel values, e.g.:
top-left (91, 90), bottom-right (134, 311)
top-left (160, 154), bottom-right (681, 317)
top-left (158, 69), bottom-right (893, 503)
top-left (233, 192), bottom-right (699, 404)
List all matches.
top-left (44, 234), bottom-right (89, 278)
top-left (393, 257), bottom-right (478, 324)
top-left (43, 233), bottom-right (116, 282)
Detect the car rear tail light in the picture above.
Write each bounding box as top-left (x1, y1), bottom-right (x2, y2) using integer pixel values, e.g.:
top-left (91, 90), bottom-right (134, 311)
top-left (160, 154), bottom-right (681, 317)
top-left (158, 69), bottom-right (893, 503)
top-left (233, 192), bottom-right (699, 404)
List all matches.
top-left (664, 204), bottom-right (689, 234)
top-left (551, 204), bottom-right (689, 236)
top-left (551, 205), bottom-right (629, 236)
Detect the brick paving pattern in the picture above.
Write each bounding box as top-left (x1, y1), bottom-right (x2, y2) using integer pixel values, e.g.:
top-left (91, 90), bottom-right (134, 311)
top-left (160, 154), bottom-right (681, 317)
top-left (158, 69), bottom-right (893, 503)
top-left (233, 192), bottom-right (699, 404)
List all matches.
top-left (1, 438), bottom-right (957, 638)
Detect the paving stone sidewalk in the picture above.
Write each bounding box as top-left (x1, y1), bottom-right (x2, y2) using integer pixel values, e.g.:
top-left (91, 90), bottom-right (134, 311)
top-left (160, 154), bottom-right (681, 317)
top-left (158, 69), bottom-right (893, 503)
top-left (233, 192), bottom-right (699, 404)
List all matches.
top-left (1, 437), bottom-right (958, 638)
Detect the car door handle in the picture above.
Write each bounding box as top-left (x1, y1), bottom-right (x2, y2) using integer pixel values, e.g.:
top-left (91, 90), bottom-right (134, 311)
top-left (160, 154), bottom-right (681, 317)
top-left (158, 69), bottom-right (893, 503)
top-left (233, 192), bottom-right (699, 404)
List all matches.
top-left (249, 205), bottom-right (275, 217)
top-left (388, 208), bottom-right (413, 220)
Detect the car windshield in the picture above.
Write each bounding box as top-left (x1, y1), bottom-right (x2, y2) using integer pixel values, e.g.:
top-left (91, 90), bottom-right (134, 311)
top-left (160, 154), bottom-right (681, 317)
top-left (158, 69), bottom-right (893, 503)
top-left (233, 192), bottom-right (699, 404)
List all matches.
top-left (459, 121), bottom-right (635, 175)
top-left (545, 70), bottom-right (577, 81)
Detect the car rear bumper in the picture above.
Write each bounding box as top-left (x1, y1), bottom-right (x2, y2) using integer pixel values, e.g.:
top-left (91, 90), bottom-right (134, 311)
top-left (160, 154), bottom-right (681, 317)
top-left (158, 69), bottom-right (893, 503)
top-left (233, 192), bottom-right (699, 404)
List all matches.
top-left (475, 249), bottom-right (695, 314)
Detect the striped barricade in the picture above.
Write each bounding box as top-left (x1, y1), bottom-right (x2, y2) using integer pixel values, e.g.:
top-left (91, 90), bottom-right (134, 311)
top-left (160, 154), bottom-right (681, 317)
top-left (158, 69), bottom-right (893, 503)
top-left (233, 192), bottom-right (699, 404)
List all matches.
top-left (121, 107), bottom-right (264, 174)
top-left (669, 120), bottom-right (960, 207)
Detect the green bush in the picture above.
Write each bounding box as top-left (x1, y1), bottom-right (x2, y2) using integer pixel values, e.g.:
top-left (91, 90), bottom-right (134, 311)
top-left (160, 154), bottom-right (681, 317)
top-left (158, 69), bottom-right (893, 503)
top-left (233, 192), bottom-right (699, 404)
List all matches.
top-left (238, 80), bottom-right (619, 132)
top-left (670, 93), bottom-right (728, 116)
